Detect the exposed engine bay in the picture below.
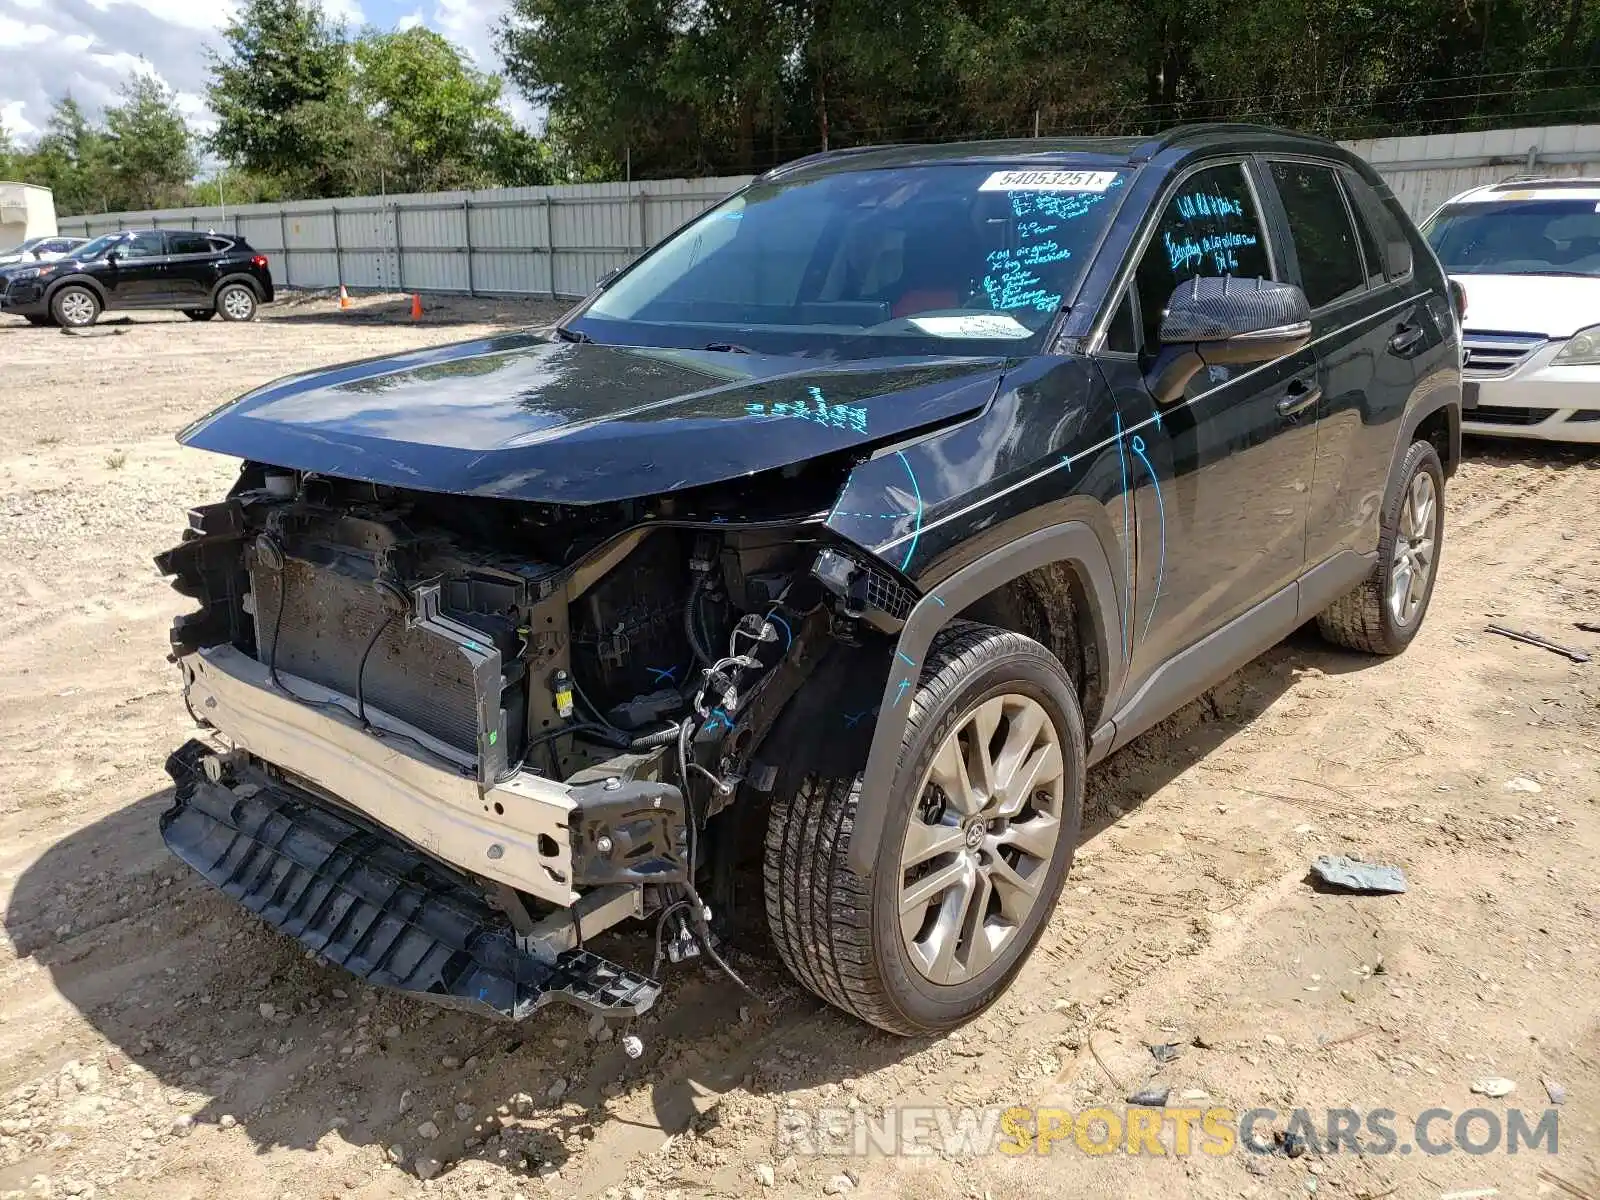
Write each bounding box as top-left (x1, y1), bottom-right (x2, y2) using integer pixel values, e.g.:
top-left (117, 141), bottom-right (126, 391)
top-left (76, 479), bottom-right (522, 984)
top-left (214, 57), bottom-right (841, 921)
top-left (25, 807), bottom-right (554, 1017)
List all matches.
top-left (155, 461), bottom-right (916, 1020)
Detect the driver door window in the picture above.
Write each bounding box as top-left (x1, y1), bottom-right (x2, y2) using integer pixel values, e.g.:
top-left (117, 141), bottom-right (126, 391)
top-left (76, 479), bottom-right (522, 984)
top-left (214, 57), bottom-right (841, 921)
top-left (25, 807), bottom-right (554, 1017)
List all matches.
top-left (1134, 164), bottom-right (1272, 348)
top-left (120, 232), bottom-right (166, 259)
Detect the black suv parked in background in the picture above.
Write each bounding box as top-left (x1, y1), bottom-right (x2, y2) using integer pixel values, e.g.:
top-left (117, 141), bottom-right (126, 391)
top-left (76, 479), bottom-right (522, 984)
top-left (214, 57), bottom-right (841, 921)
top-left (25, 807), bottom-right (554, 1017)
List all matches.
top-left (1, 229), bottom-right (275, 327)
top-left (156, 125), bottom-right (1460, 1036)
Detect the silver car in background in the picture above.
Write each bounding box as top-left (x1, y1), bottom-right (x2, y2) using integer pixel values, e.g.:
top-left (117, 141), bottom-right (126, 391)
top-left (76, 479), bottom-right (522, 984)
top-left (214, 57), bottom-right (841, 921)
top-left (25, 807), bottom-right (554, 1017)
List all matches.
top-left (1422, 178), bottom-right (1600, 444)
top-left (0, 236), bottom-right (88, 267)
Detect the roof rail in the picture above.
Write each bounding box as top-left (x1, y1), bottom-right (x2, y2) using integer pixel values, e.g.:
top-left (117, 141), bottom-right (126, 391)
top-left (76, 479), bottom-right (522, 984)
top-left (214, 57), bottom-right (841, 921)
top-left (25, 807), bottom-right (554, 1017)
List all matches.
top-left (763, 144), bottom-right (912, 180)
top-left (1491, 175), bottom-right (1600, 190)
top-left (1126, 122), bottom-right (1295, 162)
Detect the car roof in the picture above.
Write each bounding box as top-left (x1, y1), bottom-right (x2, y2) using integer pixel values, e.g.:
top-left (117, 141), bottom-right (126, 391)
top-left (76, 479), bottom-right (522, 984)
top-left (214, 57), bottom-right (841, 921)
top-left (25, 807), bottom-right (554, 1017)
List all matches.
top-left (762, 123), bottom-right (1355, 181)
top-left (1441, 177), bottom-right (1600, 205)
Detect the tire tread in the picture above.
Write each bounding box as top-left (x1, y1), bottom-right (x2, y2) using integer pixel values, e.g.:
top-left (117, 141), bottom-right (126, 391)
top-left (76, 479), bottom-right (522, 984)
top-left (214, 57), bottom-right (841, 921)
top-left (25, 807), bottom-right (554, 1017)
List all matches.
top-left (763, 621), bottom-right (1066, 1034)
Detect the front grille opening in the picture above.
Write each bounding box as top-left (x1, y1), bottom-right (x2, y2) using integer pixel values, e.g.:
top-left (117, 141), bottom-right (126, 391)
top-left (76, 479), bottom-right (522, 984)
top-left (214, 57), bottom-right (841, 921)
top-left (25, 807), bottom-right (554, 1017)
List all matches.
top-left (1462, 331), bottom-right (1545, 376)
top-left (1468, 405), bottom-right (1556, 426)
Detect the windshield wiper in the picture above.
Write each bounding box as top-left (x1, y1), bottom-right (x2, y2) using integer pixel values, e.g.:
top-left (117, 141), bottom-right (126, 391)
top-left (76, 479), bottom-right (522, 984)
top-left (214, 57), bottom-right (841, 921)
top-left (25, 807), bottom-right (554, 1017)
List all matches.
top-left (704, 341), bottom-right (756, 354)
top-left (554, 326), bottom-right (595, 343)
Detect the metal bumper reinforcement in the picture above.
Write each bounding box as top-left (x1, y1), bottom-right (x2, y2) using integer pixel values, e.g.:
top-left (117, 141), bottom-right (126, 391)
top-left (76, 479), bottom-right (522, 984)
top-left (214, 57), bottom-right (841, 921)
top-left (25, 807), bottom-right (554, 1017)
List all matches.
top-left (162, 741), bottom-right (660, 1020)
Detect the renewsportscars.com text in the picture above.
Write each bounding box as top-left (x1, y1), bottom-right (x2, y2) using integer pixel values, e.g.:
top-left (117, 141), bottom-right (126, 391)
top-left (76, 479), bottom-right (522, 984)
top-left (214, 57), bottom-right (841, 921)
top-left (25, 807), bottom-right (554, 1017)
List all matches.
top-left (777, 1105), bottom-right (1560, 1158)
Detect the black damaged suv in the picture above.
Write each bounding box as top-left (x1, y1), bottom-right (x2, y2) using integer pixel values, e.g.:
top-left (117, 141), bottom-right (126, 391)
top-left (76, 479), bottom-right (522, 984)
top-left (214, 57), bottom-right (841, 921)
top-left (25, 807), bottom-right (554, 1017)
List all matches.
top-left (2, 228), bottom-right (274, 327)
top-left (156, 124), bottom-right (1460, 1035)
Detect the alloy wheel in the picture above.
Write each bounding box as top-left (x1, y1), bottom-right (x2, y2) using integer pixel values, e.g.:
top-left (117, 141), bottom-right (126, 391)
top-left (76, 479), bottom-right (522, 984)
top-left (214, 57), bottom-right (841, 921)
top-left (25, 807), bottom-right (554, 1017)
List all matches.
top-left (898, 693), bottom-right (1065, 985)
top-left (222, 288), bottom-right (254, 320)
top-left (59, 291), bottom-right (95, 325)
top-left (1388, 470), bottom-right (1437, 627)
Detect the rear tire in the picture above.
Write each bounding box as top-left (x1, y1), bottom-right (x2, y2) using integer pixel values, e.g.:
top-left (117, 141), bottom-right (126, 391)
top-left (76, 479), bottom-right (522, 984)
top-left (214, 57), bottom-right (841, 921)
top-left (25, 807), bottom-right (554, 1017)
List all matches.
top-left (763, 622), bottom-right (1084, 1034)
top-left (51, 285), bottom-right (100, 328)
top-left (184, 309), bottom-right (215, 322)
top-left (216, 282), bottom-right (257, 322)
top-left (1317, 439), bottom-right (1445, 655)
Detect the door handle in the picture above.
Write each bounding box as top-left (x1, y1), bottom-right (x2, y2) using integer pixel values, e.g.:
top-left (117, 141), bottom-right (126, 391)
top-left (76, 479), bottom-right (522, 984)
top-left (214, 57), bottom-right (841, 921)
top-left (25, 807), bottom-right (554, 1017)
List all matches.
top-left (1275, 379), bottom-right (1322, 418)
top-left (1389, 324), bottom-right (1425, 355)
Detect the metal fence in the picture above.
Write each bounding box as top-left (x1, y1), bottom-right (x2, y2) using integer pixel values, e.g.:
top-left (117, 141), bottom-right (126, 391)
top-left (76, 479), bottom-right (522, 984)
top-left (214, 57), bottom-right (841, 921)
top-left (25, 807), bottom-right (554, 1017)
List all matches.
top-left (58, 176), bottom-right (754, 300)
top-left (1344, 122), bottom-right (1600, 220)
top-left (56, 124), bottom-right (1600, 300)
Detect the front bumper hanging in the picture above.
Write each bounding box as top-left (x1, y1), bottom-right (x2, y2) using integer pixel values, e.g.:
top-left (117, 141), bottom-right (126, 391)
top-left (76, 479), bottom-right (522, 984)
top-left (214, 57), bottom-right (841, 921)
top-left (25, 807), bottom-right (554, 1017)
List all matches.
top-left (163, 741), bottom-right (660, 1020)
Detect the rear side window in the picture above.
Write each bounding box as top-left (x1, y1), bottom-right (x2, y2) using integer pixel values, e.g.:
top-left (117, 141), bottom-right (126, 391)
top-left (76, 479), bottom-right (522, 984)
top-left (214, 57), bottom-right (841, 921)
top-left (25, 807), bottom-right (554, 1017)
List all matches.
top-left (168, 232), bottom-right (213, 255)
top-left (1134, 163), bottom-right (1272, 347)
top-left (1341, 180), bottom-right (1386, 288)
top-left (1270, 162), bottom-right (1366, 307)
top-left (208, 238), bottom-right (235, 253)
top-left (1343, 172), bottom-right (1413, 280)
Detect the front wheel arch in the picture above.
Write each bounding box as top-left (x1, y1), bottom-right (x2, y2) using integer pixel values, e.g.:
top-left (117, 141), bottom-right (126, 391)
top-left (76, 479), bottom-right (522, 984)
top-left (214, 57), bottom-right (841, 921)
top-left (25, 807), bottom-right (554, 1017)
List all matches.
top-left (763, 621), bottom-right (1086, 1033)
top-left (846, 522), bottom-right (1121, 877)
top-left (44, 275), bottom-right (108, 311)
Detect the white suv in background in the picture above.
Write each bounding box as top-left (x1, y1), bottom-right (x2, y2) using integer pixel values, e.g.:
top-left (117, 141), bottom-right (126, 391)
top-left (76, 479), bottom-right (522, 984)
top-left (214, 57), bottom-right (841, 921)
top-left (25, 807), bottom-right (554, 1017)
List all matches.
top-left (1423, 178), bottom-right (1600, 443)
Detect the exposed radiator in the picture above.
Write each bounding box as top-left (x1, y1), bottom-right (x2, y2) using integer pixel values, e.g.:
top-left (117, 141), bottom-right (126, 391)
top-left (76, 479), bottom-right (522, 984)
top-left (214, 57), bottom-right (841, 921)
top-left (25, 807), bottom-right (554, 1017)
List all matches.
top-left (250, 555), bottom-right (514, 778)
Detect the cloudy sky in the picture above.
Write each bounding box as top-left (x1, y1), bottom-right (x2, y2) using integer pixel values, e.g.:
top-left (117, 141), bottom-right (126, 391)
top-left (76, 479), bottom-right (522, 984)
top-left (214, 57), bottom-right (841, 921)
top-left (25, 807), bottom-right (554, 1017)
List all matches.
top-left (0, 0), bottom-right (532, 142)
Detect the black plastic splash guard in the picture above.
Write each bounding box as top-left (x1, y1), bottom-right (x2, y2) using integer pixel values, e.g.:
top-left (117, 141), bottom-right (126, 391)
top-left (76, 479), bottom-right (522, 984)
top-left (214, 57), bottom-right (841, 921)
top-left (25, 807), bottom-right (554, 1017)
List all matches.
top-left (161, 740), bottom-right (659, 1020)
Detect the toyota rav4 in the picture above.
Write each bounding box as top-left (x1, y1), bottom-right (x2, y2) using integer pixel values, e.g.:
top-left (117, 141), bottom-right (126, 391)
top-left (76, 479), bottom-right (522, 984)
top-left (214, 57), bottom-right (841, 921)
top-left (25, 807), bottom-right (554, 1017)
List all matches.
top-left (156, 124), bottom-right (1461, 1036)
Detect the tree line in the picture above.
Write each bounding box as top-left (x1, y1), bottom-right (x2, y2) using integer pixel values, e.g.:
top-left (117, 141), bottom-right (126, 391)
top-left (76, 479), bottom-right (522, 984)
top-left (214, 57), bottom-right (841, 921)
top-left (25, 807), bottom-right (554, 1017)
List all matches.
top-left (498, 0), bottom-right (1600, 180)
top-left (2, 0), bottom-right (1597, 217)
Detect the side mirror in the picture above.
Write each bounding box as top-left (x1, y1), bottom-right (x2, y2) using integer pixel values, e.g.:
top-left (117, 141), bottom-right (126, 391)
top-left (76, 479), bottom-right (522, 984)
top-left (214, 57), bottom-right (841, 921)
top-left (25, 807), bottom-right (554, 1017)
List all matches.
top-left (105, 250), bottom-right (121, 265)
top-left (1145, 276), bottom-right (1311, 404)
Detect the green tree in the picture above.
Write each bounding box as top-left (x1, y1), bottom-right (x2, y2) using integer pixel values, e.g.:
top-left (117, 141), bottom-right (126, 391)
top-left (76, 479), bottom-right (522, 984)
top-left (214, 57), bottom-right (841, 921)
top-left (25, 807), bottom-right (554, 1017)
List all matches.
top-left (206, 0), bottom-right (358, 195)
top-left (105, 73), bottom-right (196, 209)
top-left (497, 0), bottom-right (686, 179)
top-left (19, 96), bottom-right (115, 215)
top-left (352, 27), bottom-right (548, 190)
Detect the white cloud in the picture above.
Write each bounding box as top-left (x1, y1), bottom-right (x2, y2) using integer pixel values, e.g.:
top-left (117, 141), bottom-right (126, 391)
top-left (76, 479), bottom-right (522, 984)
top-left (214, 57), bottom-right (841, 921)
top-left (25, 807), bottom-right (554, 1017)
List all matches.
top-left (0, 0), bottom-right (234, 141)
top-left (430, 0), bottom-right (498, 65)
top-left (0, 14), bottom-right (55, 43)
top-left (318, 0), bottom-right (364, 29)
top-left (0, 0), bottom-right (542, 156)
top-left (2, 99), bottom-right (36, 137)
top-left (428, 0), bottom-right (541, 127)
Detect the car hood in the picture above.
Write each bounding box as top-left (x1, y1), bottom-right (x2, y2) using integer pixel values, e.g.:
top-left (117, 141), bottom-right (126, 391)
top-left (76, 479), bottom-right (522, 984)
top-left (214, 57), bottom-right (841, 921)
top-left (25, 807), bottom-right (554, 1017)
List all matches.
top-left (1454, 273), bottom-right (1600, 339)
top-left (177, 333), bottom-right (1010, 504)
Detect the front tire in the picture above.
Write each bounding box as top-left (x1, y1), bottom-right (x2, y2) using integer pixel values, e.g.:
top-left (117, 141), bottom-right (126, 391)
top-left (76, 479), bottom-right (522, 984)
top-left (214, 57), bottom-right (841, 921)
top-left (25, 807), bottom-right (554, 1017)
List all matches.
top-left (215, 282), bottom-right (257, 322)
top-left (1317, 439), bottom-right (1445, 655)
top-left (764, 623), bottom-right (1084, 1034)
top-left (51, 285), bottom-right (100, 328)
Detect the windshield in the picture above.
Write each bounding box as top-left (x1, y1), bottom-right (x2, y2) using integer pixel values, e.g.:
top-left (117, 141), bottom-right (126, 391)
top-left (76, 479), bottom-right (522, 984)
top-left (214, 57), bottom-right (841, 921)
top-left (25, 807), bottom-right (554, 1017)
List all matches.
top-left (1423, 198), bottom-right (1600, 277)
top-left (570, 163), bottom-right (1129, 357)
top-left (73, 234), bottom-right (124, 261)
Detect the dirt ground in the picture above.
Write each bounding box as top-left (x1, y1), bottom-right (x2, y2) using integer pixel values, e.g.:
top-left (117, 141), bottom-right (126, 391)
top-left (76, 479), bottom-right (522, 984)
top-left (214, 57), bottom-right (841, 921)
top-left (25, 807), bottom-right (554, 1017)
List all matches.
top-left (0, 292), bottom-right (1596, 1200)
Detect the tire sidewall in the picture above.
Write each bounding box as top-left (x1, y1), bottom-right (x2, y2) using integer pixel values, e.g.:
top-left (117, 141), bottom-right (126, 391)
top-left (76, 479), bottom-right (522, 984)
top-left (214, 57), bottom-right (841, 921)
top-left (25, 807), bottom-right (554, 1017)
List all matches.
top-left (1375, 440), bottom-right (1446, 650)
top-left (867, 643), bottom-right (1085, 1031)
top-left (216, 283), bottom-right (256, 321)
top-left (51, 286), bottom-right (99, 328)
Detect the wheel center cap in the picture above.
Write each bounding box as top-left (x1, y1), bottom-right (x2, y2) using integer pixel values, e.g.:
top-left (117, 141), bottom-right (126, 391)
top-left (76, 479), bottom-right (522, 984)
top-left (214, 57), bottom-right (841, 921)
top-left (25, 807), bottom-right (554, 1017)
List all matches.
top-left (963, 821), bottom-right (986, 850)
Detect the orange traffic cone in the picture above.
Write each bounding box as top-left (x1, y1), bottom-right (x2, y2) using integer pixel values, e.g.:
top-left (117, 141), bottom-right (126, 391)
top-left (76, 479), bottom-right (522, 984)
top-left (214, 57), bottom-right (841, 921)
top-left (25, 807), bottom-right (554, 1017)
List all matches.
top-left (410, 293), bottom-right (423, 321)
top-left (338, 285), bottom-right (351, 310)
